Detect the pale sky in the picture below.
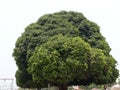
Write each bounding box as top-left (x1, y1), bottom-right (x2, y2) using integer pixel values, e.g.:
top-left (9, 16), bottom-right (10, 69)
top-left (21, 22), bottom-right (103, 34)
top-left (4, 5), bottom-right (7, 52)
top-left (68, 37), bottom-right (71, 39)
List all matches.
top-left (0, 0), bottom-right (120, 88)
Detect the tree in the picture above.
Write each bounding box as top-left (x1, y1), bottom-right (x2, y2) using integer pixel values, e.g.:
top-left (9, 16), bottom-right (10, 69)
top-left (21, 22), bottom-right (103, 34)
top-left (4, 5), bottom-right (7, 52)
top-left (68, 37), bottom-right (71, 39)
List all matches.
top-left (13, 11), bottom-right (119, 90)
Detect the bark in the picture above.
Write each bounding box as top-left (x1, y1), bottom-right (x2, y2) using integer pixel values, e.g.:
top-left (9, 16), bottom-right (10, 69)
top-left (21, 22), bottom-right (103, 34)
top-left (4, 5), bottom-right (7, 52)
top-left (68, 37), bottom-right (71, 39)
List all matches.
top-left (58, 84), bottom-right (67, 90)
top-left (103, 84), bottom-right (107, 90)
top-left (37, 88), bottom-right (41, 90)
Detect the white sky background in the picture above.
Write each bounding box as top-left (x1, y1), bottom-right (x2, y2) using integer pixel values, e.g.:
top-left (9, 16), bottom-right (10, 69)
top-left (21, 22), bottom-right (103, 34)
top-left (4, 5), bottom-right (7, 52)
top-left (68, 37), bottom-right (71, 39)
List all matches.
top-left (0, 0), bottom-right (120, 88)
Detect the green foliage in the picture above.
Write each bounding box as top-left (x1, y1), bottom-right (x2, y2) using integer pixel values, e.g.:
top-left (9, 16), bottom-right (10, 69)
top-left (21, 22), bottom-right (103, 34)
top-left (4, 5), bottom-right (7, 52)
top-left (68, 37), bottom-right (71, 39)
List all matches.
top-left (13, 11), bottom-right (119, 89)
top-left (28, 35), bottom-right (92, 86)
top-left (15, 70), bottom-right (31, 88)
top-left (88, 50), bottom-right (118, 84)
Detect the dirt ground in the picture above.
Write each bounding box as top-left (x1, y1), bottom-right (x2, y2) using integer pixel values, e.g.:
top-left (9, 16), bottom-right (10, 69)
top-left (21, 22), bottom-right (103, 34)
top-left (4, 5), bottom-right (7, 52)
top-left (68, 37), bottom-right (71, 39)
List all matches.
top-left (111, 87), bottom-right (120, 90)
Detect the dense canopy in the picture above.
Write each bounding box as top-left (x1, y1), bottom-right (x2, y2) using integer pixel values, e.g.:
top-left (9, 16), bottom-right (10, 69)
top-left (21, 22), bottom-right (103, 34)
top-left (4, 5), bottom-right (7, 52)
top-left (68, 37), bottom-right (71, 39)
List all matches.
top-left (13, 11), bottom-right (119, 89)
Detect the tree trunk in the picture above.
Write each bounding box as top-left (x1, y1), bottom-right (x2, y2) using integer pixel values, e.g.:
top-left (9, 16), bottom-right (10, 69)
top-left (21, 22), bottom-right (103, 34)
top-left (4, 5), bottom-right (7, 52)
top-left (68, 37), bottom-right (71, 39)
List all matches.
top-left (37, 88), bottom-right (41, 90)
top-left (58, 84), bottom-right (67, 90)
top-left (103, 84), bottom-right (107, 90)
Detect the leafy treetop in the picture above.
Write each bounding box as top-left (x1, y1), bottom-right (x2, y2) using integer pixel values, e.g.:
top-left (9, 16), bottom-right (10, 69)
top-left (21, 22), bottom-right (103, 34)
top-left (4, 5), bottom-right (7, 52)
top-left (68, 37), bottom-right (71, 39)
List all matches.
top-left (13, 11), bottom-right (118, 89)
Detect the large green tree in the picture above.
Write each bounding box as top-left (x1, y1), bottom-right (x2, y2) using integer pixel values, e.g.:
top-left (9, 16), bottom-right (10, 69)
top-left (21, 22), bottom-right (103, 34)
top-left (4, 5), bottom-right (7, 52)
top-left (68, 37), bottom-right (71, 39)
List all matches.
top-left (13, 11), bottom-right (119, 90)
